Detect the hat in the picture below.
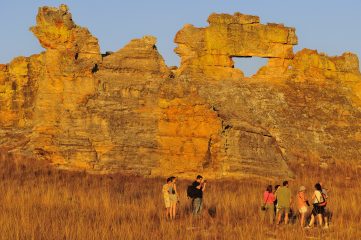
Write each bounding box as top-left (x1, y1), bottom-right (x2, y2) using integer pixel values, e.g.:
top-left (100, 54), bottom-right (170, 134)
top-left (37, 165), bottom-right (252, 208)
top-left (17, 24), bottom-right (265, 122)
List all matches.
top-left (299, 186), bottom-right (306, 192)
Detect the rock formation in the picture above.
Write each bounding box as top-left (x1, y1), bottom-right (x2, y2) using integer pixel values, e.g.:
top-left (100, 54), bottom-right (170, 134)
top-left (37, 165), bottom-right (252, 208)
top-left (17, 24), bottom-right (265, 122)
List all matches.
top-left (175, 13), bottom-right (297, 79)
top-left (1, 5), bottom-right (361, 179)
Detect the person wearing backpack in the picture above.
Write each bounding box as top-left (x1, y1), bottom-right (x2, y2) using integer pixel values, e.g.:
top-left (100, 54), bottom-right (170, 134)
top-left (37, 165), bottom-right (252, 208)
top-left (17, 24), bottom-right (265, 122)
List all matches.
top-left (189, 175), bottom-right (206, 216)
top-left (320, 183), bottom-right (330, 229)
top-left (305, 183), bottom-right (326, 228)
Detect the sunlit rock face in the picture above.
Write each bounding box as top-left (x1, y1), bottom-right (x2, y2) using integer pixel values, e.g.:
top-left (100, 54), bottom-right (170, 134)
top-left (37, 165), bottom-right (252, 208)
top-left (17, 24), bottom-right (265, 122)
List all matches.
top-left (174, 13), bottom-right (297, 79)
top-left (1, 5), bottom-right (361, 179)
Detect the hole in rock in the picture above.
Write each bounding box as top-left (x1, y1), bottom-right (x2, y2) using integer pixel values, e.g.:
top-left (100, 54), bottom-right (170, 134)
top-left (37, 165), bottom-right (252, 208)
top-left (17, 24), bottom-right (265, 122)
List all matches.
top-left (232, 57), bottom-right (268, 77)
top-left (92, 64), bottom-right (99, 73)
top-left (224, 125), bottom-right (232, 130)
top-left (11, 81), bottom-right (17, 91)
top-left (101, 51), bottom-right (113, 58)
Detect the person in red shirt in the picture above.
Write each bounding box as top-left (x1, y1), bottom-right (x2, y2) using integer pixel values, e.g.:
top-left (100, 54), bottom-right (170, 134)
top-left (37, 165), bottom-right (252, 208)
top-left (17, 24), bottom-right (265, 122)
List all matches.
top-left (262, 185), bottom-right (276, 224)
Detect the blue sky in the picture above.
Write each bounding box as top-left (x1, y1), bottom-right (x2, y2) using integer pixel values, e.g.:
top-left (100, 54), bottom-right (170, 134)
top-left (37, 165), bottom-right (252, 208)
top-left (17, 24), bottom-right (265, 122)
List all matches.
top-left (1, 0), bottom-right (360, 75)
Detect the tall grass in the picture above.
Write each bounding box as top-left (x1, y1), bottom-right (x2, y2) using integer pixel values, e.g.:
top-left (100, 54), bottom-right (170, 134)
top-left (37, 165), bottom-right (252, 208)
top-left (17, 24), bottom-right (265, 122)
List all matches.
top-left (0, 158), bottom-right (360, 239)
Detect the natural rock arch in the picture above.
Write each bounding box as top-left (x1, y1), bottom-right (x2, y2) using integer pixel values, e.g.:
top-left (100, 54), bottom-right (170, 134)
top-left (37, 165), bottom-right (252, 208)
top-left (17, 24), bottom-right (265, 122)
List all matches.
top-left (174, 13), bottom-right (297, 79)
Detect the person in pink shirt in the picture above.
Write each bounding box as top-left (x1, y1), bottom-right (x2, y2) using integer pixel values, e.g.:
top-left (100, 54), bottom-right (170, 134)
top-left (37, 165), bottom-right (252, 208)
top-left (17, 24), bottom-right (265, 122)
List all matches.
top-left (262, 185), bottom-right (276, 224)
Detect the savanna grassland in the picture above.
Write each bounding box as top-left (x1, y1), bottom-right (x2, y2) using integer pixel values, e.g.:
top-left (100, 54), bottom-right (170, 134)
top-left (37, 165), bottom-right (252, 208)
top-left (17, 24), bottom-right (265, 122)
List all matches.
top-left (0, 158), bottom-right (360, 240)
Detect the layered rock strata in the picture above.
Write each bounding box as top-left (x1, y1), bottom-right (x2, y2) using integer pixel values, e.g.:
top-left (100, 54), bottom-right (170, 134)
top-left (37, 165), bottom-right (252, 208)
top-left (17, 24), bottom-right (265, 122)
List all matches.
top-left (1, 6), bottom-right (361, 179)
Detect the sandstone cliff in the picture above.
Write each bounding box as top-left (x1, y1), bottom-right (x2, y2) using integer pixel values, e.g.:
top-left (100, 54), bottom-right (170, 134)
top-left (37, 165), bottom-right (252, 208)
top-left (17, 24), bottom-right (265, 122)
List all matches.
top-left (1, 5), bottom-right (361, 179)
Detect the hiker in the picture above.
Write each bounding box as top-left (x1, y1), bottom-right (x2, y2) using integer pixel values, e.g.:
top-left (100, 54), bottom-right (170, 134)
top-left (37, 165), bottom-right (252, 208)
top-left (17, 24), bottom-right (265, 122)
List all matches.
top-left (273, 184), bottom-right (280, 216)
top-left (162, 177), bottom-right (173, 219)
top-left (296, 186), bottom-right (309, 227)
top-left (273, 184), bottom-right (280, 217)
top-left (190, 175), bottom-right (206, 216)
top-left (262, 185), bottom-right (276, 224)
top-left (306, 183), bottom-right (326, 228)
top-left (320, 182), bottom-right (330, 229)
top-left (275, 181), bottom-right (292, 225)
top-left (168, 176), bottom-right (178, 220)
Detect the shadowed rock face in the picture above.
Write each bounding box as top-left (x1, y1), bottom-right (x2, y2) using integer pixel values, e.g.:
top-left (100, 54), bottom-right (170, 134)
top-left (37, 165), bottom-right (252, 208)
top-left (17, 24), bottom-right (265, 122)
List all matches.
top-left (1, 5), bottom-right (361, 179)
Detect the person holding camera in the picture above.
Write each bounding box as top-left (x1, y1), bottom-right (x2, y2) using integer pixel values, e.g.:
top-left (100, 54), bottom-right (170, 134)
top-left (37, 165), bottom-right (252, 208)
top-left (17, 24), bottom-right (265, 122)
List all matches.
top-left (191, 175), bottom-right (206, 216)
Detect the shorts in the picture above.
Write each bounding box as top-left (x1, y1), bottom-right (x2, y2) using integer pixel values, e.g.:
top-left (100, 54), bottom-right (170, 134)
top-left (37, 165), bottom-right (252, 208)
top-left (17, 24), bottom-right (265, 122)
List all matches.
top-left (312, 204), bottom-right (325, 215)
top-left (164, 197), bottom-right (170, 208)
top-left (299, 206), bottom-right (308, 214)
top-left (277, 206), bottom-right (290, 215)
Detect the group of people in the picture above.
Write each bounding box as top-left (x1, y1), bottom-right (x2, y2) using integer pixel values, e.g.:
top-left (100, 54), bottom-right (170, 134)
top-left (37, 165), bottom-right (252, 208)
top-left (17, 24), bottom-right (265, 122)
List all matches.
top-left (262, 181), bottom-right (330, 229)
top-left (162, 175), bottom-right (206, 220)
top-left (162, 176), bottom-right (331, 228)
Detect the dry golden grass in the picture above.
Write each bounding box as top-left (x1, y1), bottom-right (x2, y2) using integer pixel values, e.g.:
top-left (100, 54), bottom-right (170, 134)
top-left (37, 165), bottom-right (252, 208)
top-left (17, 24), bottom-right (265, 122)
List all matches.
top-left (0, 158), bottom-right (360, 240)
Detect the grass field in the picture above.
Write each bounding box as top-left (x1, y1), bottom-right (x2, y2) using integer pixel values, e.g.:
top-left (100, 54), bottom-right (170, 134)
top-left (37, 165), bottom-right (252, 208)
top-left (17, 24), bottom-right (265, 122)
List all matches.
top-left (0, 158), bottom-right (360, 240)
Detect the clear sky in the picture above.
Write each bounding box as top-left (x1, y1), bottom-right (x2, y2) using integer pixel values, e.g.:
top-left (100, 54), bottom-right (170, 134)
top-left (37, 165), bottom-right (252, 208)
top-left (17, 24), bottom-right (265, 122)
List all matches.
top-left (1, 0), bottom-right (360, 75)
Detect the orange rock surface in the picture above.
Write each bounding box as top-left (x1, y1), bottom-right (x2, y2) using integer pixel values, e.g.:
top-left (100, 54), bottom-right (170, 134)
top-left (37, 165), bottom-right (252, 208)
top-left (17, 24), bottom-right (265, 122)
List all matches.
top-left (174, 13), bottom-right (297, 79)
top-left (1, 5), bottom-right (360, 179)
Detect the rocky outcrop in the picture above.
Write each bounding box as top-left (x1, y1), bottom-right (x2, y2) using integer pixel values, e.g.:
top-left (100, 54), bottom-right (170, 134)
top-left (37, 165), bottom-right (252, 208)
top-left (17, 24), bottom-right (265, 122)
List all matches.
top-left (1, 5), bottom-right (361, 179)
top-left (174, 13), bottom-right (297, 79)
top-left (1, 4), bottom-right (101, 166)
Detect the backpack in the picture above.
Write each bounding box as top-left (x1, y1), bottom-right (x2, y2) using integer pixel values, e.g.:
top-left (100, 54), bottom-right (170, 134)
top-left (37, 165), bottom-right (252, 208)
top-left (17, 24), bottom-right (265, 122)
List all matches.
top-left (187, 184), bottom-right (197, 198)
top-left (317, 191), bottom-right (327, 207)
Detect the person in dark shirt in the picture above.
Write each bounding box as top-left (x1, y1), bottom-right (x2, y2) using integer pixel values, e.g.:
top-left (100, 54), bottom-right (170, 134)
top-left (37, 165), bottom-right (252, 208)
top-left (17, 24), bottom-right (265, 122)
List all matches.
top-left (191, 175), bottom-right (206, 216)
top-left (273, 184), bottom-right (280, 216)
